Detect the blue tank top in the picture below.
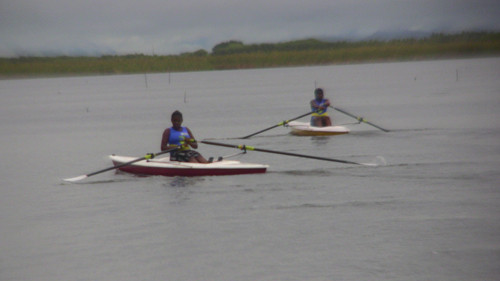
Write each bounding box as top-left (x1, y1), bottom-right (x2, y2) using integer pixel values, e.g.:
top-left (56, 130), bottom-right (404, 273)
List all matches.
top-left (311, 98), bottom-right (328, 116)
top-left (169, 127), bottom-right (190, 148)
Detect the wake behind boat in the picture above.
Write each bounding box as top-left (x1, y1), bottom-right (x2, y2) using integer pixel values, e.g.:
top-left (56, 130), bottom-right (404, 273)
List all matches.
top-left (110, 154), bottom-right (268, 177)
top-left (287, 121), bottom-right (350, 136)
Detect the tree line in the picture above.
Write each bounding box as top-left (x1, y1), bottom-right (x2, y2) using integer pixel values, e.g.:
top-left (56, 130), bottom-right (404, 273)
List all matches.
top-left (1, 31), bottom-right (499, 76)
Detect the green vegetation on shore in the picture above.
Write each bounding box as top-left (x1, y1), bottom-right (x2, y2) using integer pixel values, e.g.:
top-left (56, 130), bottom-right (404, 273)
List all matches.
top-left (1, 32), bottom-right (499, 77)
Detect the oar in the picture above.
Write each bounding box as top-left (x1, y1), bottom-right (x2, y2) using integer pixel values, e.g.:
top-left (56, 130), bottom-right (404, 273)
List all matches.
top-left (63, 147), bottom-right (179, 182)
top-left (331, 106), bottom-right (390, 132)
top-left (240, 111), bottom-right (314, 139)
top-left (201, 140), bottom-right (375, 166)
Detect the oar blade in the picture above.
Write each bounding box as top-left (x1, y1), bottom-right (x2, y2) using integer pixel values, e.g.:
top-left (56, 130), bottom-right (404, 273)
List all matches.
top-left (63, 174), bottom-right (88, 182)
top-left (359, 163), bottom-right (378, 167)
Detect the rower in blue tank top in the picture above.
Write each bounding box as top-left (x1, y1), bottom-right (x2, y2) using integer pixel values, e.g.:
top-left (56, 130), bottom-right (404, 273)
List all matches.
top-left (310, 88), bottom-right (332, 127)
top-left (161, 110), bottom-right (208, 163)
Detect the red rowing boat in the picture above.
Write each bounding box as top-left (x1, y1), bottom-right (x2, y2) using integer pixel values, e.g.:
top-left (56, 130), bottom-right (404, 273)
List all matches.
top-left (110, 155), bottom-right (268, 177)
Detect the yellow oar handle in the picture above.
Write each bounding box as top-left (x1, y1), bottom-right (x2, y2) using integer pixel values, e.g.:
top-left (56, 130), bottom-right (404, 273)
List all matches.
top-left (177, 137), bottom-right (197, 149)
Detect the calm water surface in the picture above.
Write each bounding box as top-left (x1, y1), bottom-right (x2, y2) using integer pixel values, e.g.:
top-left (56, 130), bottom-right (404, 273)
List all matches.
top-left (1, 58), bottom-right (499, 281)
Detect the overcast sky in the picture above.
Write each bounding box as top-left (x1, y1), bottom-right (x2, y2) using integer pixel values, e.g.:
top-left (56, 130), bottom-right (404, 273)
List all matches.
top-left (1, 0), bottom-right (499, 57)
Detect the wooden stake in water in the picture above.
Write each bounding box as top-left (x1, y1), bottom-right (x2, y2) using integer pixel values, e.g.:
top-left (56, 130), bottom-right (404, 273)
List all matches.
top-left (144, 73), bottom-right (149, 88)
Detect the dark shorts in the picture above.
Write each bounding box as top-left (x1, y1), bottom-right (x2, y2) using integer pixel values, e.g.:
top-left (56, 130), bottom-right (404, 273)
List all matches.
top-left (170, 150), bottom-right (201, 162)
top-left (311, 116), bottom-right (331, 126)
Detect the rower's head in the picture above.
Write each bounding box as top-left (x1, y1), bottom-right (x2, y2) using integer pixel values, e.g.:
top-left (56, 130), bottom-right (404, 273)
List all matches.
top-left (314, 88), bottom-right (324, 99)
top-left (171, 110), bottom-right (183, 129)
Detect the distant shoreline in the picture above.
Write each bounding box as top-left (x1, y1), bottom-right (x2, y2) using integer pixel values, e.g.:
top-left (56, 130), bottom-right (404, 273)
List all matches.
top-left (1, 32), bottom-right (499, 79)
top-left (0, 55), bottom-right (498, 81)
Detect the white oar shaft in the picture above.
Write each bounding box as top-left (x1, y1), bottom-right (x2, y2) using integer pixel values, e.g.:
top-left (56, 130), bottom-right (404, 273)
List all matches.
top-left (201, 140), bottom-right (372, 166)
top-left (331, 106), bottom-right (389, 132)
top-left (64, 148), bottom-right (178, 182)
top-left (241, 111), bottom-right (314, 139)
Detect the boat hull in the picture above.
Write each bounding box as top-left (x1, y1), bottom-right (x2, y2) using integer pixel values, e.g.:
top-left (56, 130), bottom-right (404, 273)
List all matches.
top-left (110, 155), bottom-right (268, 177)
top-left (287, 121), bottom-right (350, 136)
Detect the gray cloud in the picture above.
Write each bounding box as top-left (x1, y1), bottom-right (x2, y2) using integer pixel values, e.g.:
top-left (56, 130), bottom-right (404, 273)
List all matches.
top-left (1, 0), bottom-right (499, 57)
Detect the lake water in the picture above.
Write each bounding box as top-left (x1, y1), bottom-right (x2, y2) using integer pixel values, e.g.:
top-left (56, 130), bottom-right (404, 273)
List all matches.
top-left (1, 58), bottom-right (499, 281)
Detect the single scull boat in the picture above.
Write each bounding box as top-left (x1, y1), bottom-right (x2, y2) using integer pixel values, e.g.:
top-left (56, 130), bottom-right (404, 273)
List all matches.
top-left (110, 154), bottom-right (268, 177)
top-left (287, 121), bottom-right (350, 136)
